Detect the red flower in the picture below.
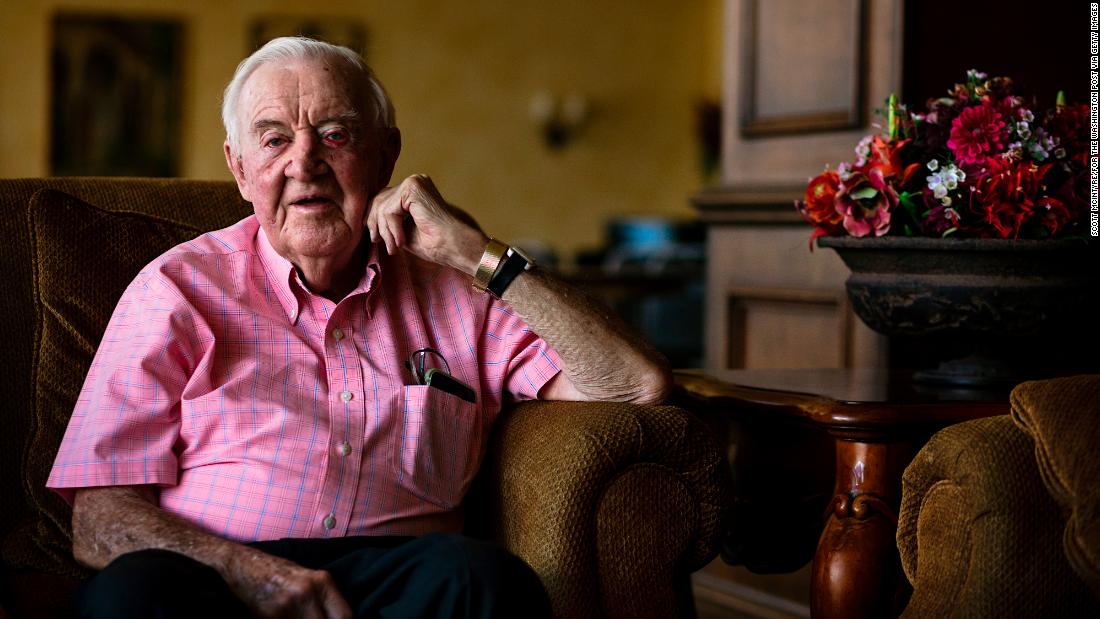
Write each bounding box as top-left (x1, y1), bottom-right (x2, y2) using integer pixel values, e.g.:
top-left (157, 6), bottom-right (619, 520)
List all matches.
top-left (796, 170), bottom-right (844, 241)
top-left (965, 159), bottom-right (1050, 238)
top-left (947, 103), bottom-right (1008, 166)
top-left (1034, 196), bottom-right (1075, 237)
top-left (836, 168), bottom-right (896, 237)
top-left (864, 135), bottom-right (901, 178)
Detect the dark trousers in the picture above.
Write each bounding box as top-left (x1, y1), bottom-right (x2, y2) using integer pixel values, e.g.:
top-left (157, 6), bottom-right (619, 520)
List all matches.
top-left (76, 533), bottom-right (551, 618)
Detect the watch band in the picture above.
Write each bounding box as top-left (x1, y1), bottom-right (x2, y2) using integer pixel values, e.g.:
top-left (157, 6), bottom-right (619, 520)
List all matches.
top-left (487, 247), bottom-right (533, 298)
top-left (472, 238), bottom-right (509, 292)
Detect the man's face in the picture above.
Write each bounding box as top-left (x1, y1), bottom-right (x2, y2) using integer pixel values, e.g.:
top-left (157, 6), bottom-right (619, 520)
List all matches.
top-left (225, 59), bottom-right (398, 276)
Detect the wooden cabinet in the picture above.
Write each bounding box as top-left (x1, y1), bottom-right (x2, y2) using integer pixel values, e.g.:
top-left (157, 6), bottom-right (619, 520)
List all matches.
top-left (695, 186), bottom-right (886, 371)
top-left (695, 0), bottom-right (903, 373)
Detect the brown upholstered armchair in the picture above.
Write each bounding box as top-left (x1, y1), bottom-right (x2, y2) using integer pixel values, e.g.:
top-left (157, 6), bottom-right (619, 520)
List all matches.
top-left (897, 375), bottom-right (1100, 617)
top-left (0, 178), bottom-right (731, 618)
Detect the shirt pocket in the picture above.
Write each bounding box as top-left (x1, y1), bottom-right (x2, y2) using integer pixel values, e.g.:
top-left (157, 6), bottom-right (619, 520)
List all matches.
top-left (395, 385), bottom-right (482, 509)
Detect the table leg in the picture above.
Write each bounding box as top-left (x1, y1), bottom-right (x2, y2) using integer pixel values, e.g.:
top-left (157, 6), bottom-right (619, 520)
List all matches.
top-left (810, 439), bottom-right (916, 618)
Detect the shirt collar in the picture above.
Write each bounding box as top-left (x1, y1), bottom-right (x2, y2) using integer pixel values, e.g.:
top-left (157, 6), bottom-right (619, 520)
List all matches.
top-left (254, 223), bottom-right (383, 325)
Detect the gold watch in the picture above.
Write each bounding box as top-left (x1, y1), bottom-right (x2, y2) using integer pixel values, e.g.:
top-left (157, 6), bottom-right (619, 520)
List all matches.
top-left (472, 238), bottom-right (509, 292)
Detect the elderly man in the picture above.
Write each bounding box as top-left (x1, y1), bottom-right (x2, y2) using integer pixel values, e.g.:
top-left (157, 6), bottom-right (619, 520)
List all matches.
top-left (47, 37), bottom-right (670, 619)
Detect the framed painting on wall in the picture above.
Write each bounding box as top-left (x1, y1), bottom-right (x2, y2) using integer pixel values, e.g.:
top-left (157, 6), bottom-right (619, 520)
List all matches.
top-left (249, 16), bottom-right (367, 55)
top-left (50, 14), bottom-right (184, 177)
top-left (739, 0), bottom-right (867, 138)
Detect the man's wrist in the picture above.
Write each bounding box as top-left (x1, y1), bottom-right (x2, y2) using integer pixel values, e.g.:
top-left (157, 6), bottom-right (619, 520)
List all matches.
top-left (472, 238), bottom-right (508, 290)
top-left (471, 238), bottom-right (536, 298)
top-left (486, 246), bottom-right (534, 298)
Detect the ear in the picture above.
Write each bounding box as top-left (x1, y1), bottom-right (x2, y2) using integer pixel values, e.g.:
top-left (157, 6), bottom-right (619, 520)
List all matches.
top-left (224, 141), bottom-right (252, 202)
top-left (376, 128), bottom-right (402, 188)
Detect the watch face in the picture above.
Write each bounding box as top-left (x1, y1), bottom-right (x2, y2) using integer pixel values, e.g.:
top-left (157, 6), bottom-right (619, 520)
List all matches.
top-left (510, 246), bottom-right (535, 267)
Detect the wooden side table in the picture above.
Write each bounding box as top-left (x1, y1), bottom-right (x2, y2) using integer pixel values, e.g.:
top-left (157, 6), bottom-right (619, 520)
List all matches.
top-left (675, 368), bottom-right (1008, 618)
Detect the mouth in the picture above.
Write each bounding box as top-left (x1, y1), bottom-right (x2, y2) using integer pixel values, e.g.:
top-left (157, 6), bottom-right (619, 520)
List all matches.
top-left (289, 195), bottom-right (335, 209)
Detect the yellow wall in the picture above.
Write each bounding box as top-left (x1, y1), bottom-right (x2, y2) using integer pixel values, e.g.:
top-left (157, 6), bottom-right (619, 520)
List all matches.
top-left (1, 0), bottom-right (720, 260)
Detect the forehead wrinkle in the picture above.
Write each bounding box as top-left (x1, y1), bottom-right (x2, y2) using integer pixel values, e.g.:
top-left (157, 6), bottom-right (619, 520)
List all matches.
top-left (241, 61), bottom-right (367, 141)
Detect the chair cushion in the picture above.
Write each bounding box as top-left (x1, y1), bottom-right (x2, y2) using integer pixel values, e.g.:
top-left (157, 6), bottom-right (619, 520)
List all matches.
top-left (1011, 375), bottom-right (1100, 599)
top-left (21, 188), bottom-right (203, 578)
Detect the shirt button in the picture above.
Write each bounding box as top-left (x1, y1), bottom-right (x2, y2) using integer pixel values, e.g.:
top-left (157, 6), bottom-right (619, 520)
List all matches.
top-left (332, 327), bottom-right (344, 341)
top-left (339, 390), bottom-right (354, 402)
top-left (323, 514), bottom-right (336, 530)
top-left (337, 442), bottom-right (352, 457)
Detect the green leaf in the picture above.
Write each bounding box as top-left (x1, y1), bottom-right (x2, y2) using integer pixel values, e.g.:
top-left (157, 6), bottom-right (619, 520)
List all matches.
top-left (898, 192), bottom-right (922, 220)
top-left (942, 227), bottom-right (958, 237)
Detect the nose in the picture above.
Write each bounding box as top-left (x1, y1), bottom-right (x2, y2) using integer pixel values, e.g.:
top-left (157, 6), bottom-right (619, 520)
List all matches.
top-left (284, 133), bottom-right (328, 180)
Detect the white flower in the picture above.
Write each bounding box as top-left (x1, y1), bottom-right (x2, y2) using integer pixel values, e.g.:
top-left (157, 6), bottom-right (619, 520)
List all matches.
top-left (837, 162), bottom-right (853, 181)
top-left (926, 160), bottom-right (939, 172)
top-left (854, 135), bottom-right (873, 165)
top-left (942, 165), bottom-right (962, 190)
top-left (927, 162), bottom-right (966, 202)
top-left (1016, 121), bottom-right (1031, 139)
top-left (1020, 109), bottom-right (1034, 123)
top-left (1054, 148), bottom-right (1066, 159)
top-left (967, 69), bottom-right (988, 81)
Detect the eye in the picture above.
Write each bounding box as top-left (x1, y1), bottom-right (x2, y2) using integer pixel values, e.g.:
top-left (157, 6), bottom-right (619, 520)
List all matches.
top-left (322, 130), bottom-right (349, 146)
top-left (263, 136), bottom-right (287, 149)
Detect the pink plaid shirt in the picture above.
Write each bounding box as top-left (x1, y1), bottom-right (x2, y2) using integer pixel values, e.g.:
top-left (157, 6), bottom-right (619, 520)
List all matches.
top-left (48, 215), bottom-right (561, 542)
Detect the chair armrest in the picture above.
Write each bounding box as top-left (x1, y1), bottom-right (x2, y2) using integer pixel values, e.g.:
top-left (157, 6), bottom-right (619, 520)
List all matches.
top-left (1011, 375), bottom-right (1100, 598)
top-left (467, 400), bottom-right (731, 619)
top-left (897, 415), bottom-right (1095, 617)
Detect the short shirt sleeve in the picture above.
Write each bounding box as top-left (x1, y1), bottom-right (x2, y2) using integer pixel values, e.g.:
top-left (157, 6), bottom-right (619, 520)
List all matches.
top-left (47, 265), bottom-right (200, 504)
top-left (480, 300), bottom-right (562, 403)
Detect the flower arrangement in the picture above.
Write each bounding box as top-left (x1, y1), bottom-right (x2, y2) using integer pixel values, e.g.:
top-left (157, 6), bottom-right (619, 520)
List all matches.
top-left (797, 70), bottom-right (1090, 242)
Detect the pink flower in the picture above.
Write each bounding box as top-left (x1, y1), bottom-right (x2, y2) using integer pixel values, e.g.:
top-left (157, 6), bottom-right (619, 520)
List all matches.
top-left (835, 168), bottom-right (896, 237)
top-left (947, 104), bottom-right (1007, 166)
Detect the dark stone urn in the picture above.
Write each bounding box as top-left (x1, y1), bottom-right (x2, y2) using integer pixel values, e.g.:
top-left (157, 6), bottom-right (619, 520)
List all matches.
top-left (818, 236), bottom-right (1099, 386)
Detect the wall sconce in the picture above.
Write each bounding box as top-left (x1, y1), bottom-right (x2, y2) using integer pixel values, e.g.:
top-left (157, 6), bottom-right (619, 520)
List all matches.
top-left (529, 91), bottom-right (590, 150)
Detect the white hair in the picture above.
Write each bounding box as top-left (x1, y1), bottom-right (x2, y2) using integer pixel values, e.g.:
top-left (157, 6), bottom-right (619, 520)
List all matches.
top-left (221, 36), bottom-right (395, 149)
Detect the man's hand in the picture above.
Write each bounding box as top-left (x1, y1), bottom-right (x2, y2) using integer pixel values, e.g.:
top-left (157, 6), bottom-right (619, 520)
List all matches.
top-left (366, 173), bottom-right (671, 404)
top-left (225, 547), bottom-right (351, 619)
top-left (366, 174), bottom-right (488, 275)
top-left (72, 486), bottom-right (352, 619)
